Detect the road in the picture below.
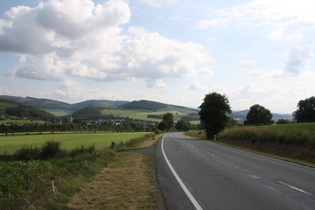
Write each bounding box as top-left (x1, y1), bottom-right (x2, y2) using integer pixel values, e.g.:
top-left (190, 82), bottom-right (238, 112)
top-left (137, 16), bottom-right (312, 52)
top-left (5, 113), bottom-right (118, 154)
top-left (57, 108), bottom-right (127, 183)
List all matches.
top-left (155, 132), bottom-right (315, 210)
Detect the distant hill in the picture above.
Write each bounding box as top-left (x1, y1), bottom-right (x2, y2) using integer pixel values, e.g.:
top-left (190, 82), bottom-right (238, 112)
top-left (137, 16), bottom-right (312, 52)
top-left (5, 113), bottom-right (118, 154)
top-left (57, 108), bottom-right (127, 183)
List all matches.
top-left (73, 99), bottom-right (128, 110)
top-left (0, 98), bottom-right (57, 121)
top-left (0, 95), bottom-right (129, 113)
top-left (0, 95), bottom-right (293, 122)
top-left (118, 100), bottom-right (168, 111)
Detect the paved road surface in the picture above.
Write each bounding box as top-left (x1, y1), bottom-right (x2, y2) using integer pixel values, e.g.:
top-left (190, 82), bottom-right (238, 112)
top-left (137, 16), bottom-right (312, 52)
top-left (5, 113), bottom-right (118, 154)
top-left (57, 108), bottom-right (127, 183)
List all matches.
top-left (155, 133), bottom-right (315, 210)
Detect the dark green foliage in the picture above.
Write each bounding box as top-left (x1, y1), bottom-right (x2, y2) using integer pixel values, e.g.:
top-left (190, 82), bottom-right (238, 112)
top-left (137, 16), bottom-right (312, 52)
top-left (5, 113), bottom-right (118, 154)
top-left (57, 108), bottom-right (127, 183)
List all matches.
top-left (244, 104), bottom-right (273, 125)
top-left (276, 119), bottom-right (293, 124)
top-left (157, 113), bottom-right (174, 130)
top-left (293, 96), bottom-right (315, 123)
top-left (175, 120), bottom-right (191, 131)
top-left (40, 140), bottom-right (62, 160)
top-left (72, 106), bottom-right (102, 120)
top-left (118, 100), bottom-right (168, 111)
top-left (199, 92), bottom-right (231, 139)
top-left (157, 120), bottom-right (168, 130)
top-left (14, 146), bottom-right (41, 161)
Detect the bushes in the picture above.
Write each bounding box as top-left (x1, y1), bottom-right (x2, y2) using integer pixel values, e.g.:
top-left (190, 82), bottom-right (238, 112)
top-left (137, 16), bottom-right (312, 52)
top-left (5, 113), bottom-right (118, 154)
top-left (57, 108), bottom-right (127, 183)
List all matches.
top-left (1, 141), bottom-right (96, 161)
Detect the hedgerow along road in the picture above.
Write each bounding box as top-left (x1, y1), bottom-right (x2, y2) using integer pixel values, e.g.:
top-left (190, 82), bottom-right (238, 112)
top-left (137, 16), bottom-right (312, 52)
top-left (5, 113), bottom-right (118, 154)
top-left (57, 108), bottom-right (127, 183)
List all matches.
top-left (155, 132), bottom-right (315, 210)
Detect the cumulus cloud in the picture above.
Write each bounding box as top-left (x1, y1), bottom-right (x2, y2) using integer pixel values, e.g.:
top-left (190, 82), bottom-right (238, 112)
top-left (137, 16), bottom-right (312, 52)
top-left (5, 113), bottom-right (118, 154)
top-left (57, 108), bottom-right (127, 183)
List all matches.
top-left (284, 45), bottom-right (314, 76)
top-left (0, 0), bottom-right (213, 86)
top-left (243, 45), bottom-right (314, 78)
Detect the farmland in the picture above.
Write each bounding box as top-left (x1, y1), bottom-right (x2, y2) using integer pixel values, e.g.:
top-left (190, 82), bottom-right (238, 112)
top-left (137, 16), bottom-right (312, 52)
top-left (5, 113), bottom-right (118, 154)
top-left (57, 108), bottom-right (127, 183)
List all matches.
top-left (0, 132), bottom-right (152, 155)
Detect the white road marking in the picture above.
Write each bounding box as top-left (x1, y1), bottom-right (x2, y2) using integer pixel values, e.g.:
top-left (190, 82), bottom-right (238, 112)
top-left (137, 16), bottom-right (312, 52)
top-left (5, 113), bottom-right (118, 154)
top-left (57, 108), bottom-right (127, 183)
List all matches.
top-left (161, 135), bottom-right (203, 210)
top-left (206, 151), bottom-right (219, 157)
top-left (279, 181), bottom-right (313, 197)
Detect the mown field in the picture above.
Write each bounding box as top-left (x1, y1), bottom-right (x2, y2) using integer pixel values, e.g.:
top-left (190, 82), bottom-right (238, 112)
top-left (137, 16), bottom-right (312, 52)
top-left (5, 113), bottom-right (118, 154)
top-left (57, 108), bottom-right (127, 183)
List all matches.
top-left (0, 132), bottom-right (152, 155)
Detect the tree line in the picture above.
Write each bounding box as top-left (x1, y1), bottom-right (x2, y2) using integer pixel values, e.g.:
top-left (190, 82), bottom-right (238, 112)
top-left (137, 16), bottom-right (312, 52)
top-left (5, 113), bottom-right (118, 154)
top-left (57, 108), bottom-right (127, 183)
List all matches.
top-left (198, 93), bottom-right (315, 139)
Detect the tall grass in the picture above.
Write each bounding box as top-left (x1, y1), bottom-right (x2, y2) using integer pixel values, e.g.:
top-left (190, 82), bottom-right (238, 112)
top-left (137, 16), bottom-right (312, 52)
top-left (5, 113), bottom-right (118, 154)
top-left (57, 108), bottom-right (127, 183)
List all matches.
top-left (0, 161), bottom-right (52, 209)
top-left (218, 124), bottom-right (315, 147)
top-left (217, 123), bottom-right (315, 163)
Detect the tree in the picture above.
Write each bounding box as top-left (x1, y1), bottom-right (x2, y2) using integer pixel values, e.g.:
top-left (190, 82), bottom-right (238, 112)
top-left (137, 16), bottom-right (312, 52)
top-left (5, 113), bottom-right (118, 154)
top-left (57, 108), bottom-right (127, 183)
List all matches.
top-left (244, 104), bottom-right (273, 125)
top-left (175, 120), bottom-right (191, 131)
top-left (198, 92), bottom-right (231, 139)
top-left (293, 96), bottom-right (315, 123)
top-left (158, 113), bottom-right (174, 130)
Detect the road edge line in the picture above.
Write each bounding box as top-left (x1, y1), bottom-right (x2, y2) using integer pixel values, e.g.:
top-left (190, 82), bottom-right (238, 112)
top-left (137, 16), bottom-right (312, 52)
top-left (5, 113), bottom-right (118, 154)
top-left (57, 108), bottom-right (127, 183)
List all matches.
top-left (161, 134), bottom-right (203, 210)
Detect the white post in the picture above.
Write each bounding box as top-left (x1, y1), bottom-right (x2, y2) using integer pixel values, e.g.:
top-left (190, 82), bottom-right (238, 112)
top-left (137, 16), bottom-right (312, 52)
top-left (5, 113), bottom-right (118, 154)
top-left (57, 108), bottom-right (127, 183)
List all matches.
top-left (52, 180), bottom-right (55, 195)
top-left (214, 135), bottom-right (216, 142)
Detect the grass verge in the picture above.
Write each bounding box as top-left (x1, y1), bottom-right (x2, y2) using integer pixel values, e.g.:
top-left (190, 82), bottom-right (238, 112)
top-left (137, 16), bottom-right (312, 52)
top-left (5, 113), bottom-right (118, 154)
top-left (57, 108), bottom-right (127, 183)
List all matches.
top-left (66, 152), bottom-right (160, 209)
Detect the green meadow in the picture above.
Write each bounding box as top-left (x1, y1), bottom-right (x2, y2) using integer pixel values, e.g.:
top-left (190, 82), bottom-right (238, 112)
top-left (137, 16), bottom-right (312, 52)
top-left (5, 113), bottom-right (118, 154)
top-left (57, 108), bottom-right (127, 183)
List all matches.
top-left (0, 132), bottom-right (152, 155)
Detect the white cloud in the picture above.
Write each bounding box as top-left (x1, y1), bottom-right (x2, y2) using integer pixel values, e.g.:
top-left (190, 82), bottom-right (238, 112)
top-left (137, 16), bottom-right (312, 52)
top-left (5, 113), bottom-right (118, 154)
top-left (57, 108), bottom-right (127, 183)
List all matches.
top-left (146, 79), bottom-right (171, 90)
top-left (284, 45), bottom-right (314, 76)
top-left (54, 79), bottom-right (86, 99)
top-left (239, 60), bottom-right (256, 68)
top-left (243, 45), bottom-right (314, 78)
top-left (138, 0), bottom-right (179, 7)
top-left (197, 0), bottom-right (315, 40)
top-left (0, 0), bottom-right (213, 87)
top-left (189, 80), bottom-right (208, 91)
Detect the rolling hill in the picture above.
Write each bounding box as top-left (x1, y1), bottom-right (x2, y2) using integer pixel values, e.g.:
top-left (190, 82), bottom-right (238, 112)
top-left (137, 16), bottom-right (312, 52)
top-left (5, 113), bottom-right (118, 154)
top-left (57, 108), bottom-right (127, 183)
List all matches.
top-left (0, 95), bottom-right (293, 123)
top-left (0, 98), bottom-right (57, 121)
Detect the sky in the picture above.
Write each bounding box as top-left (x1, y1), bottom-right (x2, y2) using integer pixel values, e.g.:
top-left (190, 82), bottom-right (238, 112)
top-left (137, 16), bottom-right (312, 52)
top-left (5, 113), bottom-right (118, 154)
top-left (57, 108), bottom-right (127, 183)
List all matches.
top-left (0, 0), bottom-right (314, 114)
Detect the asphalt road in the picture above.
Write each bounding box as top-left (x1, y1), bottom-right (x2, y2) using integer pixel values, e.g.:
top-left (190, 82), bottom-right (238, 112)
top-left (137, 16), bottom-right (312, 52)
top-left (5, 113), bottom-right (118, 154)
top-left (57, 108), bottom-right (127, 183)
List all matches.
top-left (155, 132), bottom-right (315, 210)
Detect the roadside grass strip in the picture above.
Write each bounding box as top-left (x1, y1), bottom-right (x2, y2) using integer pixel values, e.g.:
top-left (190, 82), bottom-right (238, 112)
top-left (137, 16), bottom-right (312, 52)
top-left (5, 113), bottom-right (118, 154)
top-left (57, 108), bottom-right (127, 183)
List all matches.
top-left (66, 152), bottom-right (159, 209)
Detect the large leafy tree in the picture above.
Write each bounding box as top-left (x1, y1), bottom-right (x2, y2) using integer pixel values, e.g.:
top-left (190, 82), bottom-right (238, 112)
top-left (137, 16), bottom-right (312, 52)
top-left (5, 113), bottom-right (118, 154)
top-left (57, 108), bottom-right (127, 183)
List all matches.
top-left (199, 92), bottom-right (231, 139)
top-left (244, 104), bottom-right (273, 125)
top-left (293, 96), bottom-right (315, 123)
top-left (158, 113), bottom-right (174, 130)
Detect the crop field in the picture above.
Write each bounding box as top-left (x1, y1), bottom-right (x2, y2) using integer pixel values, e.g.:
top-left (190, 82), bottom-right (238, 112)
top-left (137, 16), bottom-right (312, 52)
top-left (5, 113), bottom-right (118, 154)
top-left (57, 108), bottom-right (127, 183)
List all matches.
top-left (0, 132), bottom-right (152, 155)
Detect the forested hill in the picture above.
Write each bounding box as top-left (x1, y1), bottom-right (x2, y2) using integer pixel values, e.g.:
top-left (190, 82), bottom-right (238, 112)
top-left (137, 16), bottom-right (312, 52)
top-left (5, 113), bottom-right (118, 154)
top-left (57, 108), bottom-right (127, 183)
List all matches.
top-left (0, 99), bottom-right (57, 121)
top-left (118, 100), bottom-right (168, 111)
top-left (0, 95), bottom-right (128, 112)
top-left (73, 100), bottom-right (128, 110)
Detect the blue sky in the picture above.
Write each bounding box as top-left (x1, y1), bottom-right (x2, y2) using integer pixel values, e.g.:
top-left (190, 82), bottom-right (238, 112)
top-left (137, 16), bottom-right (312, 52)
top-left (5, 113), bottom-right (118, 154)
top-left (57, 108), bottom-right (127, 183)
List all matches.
top-left (0, 0), bottom-right (314, 114)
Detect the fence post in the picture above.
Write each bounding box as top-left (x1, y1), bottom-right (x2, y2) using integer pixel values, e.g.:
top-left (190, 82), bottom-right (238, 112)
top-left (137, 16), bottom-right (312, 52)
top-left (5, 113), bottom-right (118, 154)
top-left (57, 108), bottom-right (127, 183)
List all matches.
top-left (51, 179), bottom-right (55, 195)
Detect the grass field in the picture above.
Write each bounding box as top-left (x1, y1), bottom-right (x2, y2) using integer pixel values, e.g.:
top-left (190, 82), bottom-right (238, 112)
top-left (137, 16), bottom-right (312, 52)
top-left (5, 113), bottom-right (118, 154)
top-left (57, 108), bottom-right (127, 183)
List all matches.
top-left (0, 132), bottom-right (152, 155)
top-left (100, 106), bottom-right (197, 121)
